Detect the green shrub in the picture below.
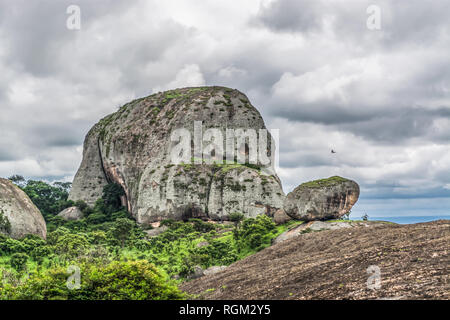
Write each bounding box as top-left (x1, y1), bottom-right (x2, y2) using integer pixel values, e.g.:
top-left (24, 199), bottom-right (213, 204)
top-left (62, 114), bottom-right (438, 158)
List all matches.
top-left (190, 219), bottom-right (215, 233)
top-left (86, 212), bottom-right (108, 224)
top-left (54, 233), bottom-right (90, 259)
top-left (229, 212), bottom-right (244, 226)
top-left (0, 238), bottom-right (26, 255)
top-left (10, 253), bottom-right (29, 271)
top-left (1, 260), bottom-right (184, 300)
top-left (109, 218), bottom-right (136, 247)
top-left (233, 215), bottom-right (276, 253)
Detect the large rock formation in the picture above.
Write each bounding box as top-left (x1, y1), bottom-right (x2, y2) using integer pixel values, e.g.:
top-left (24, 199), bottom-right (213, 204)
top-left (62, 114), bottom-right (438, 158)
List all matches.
top-left (69, 87), bottom-right (285, 224)
top-left (0, 178), bottom-right (47, 239)
top-left (284, 176), bottom-right (359, 221)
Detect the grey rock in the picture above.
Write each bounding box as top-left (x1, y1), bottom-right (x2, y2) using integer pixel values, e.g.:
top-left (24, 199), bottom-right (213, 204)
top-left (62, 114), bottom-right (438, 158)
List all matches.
top-left (188, 266), bottom-right (205, 279)
top-left (0, 178), bottom-right (47, 239)
top-left (57, 206), bottom-right (84, 221)
top-left (284, 176), bottom-right (359, 221)
top-left (273, 220), bottom-right (384, 244)
top-left (203, 265), bottom-right (227, 276)
top-left (273, 209), bottom-right (292, 225)
top-left (272, 223), bottom-right (308, 245)
top-left (69, 87), bottom-right (285, 223)
top-left (186, 265), bottom-right (228, 280)
top-left (308, 220), bottom-right (352, 231)
top-left (144, 225), bottom-right (169, 237)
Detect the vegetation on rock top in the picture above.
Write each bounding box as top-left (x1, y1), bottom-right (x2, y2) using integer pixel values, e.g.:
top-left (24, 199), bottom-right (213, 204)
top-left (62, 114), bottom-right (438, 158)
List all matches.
top-left (296, 176), bottom-right (351, 189)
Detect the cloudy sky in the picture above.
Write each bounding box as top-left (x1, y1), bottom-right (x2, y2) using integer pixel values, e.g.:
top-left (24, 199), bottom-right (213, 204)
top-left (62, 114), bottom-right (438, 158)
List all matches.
top-left (0, 0), bottom-right (449, 217)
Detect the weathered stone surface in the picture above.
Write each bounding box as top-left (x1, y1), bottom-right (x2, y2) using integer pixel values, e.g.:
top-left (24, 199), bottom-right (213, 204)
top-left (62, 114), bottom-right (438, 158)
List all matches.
top-left (69, 87), bottom-right (285, 224)
top-left (144, 225), bottom-right (169, 238)
top-left (273, 220), bottom-right (383, 244)
top-left (0, 178), bottom-right (47, 239)
top-left (273, 209), bottom-right (292, 225)
top-left (186, 265), bottom-right (228, 280)
top-left (203, 265), bottom-right (227, 276)
top-left (284, 176), bottom-right (359, 221)
top-left (57, 206), bottom-right (84, 221)
top-left (187, 266), bottom-right (205, 279)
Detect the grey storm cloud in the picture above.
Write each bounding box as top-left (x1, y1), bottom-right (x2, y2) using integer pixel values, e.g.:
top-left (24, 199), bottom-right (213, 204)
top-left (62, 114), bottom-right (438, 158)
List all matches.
top-left (273, 106), bottom-right (450, 144)
top-left (0, 0), bottom-right (448, 216)
top-left (252, 0), bottom-right (325, 33)
top-left (254, 0), bottom-right (450, 46)
top-left (0, 0), bottom-right (132, 76)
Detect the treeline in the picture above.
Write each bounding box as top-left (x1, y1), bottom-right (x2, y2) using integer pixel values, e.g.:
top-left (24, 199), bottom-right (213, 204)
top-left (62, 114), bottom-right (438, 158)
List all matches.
top-left (0, 175), bottom-right (293, 300)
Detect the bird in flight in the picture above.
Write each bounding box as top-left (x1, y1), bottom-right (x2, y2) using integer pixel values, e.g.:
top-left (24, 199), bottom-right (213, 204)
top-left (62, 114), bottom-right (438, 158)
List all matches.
top-left (331, 149), bottom-right (336, 154)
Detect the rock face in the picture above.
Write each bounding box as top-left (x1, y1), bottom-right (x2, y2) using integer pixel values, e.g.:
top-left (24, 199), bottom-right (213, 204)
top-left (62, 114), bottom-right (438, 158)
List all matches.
top-left (181, 221), bottom-right (450, 299)
top-left (273, 209), bottom-right (292, 225)
top-left (57, 206), bottom-right (84, 221)
top-left (273, 220), bottom-right (383, 245)
top-left (284, 176), bottom-right (359, 221)
top-left (69, 87), bottom-right (285, 224)
top-left (0, 178), bottom-right (47, 239)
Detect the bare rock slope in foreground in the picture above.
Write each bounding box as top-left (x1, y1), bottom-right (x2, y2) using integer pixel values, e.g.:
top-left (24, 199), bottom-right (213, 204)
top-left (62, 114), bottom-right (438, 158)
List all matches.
top-left (181, 220), bottom-right (449, 300)
top-left (0, 178), bottom-right (47, 239)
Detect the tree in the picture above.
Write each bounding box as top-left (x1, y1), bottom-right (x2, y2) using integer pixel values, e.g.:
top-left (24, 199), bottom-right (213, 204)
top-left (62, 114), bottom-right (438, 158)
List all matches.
top-left (229, 212), bottom-right (244, 227)
top-left (53, 182), bottom-right (72, 193)
top-left (102, 183), bottom-right (125, 213)
top-left (22, 180), bottom-right (73, 219)
top-left (110, 218), bottom-right (135, 247)
top-left (8, 175), bottom-right (26, 187)
top-left (54, 233), bottom-right (90, 259)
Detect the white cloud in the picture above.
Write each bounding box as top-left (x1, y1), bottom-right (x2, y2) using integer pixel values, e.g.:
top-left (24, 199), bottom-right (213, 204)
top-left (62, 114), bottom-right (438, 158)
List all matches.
top-left (153, 64), bottom-right (206, 92)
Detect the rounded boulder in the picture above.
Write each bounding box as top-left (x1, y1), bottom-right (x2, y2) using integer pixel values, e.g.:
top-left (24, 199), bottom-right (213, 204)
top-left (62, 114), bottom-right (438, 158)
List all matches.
top-left (284, 176), bottom-right (359, 221)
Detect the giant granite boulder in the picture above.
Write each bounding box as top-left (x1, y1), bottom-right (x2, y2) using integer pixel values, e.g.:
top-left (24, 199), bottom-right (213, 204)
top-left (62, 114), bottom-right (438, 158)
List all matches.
top-left (0, 178), bottom-right (47, 239)
top-left (284, 176), bottom-right (359, 221)
top-left (69, 87), bottom-right (285, 224)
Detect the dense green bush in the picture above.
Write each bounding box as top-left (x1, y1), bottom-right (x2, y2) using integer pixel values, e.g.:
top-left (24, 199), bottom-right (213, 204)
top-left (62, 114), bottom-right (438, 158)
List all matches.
top-left (0, 237), bottom-right (26, 255)
top-left (0, 260), bottom-right (184, 300)
top-left (9, 253), bottom-right (29, 271)
top-left (54, 233), bottom-right (90, 259)
top-left (0, 177), bottom-right (292, 300)
top-left (233, 215), bottom-right (277, 253)
top-left (109, 218), bottom-right (136, 247)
